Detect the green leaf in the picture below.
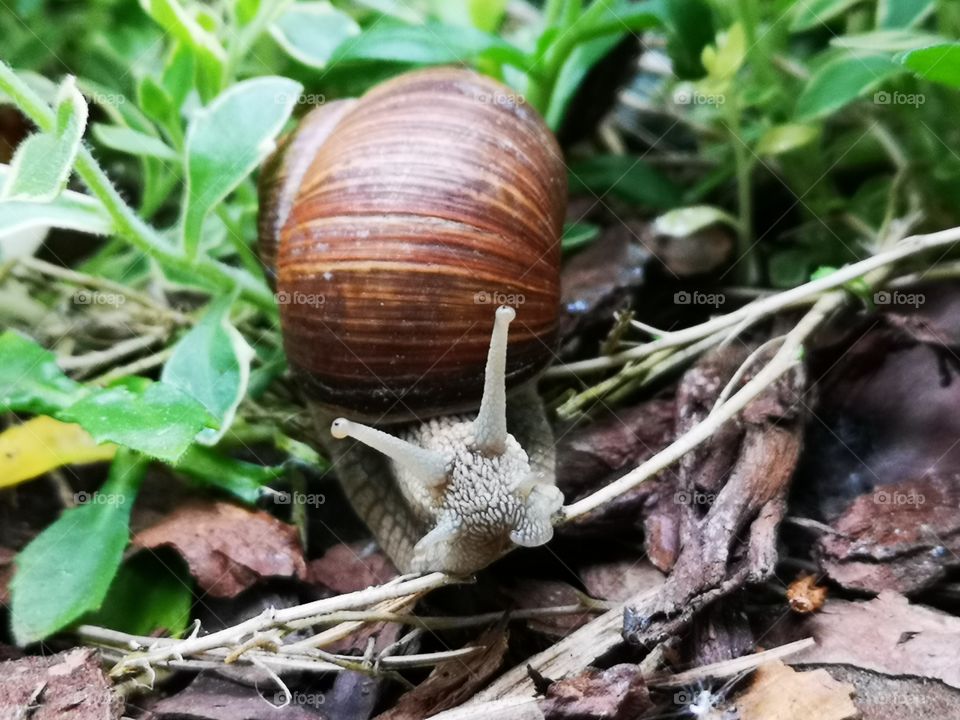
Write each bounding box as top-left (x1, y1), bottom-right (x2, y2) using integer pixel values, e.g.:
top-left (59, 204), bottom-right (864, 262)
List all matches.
top-left (269, 2), bottom-right (360, 69)
top-left (161, 296), bottom-right (254, 444)
top-left (570, 0), bottom-right (666, 38)
top-left (755, 123), bottom-right (820, 156)
top-left (569, 155), bottom-right (682, 209)
top-left (769, 248), bottom-right (814, 288)
top-left (137, 75), bottom-right (176, 129)
top-left (10, 450), bottom-right (146, 645)
top-left (653, 205), bottom-right (739, 237)
top-left (332, 22), bottom-right (527, 68)
top-left (139, 0), bottom-right (226, 101)
top-left (831, 30), bottom-right (944, 53)
top-left (562, 222), bottom-right (599, 252)
top-left (1, 76), bottom-right (88, 202)
top-left (176, 445), bottom-right (283, 503)
top-left (537, 0), bottom-right (665, 124)
top-left (469, 0), bottom-right (508, 32)
top-left (810, 265), bottom-right (873, 300)
top-left (351, 0), bottom-right (423, 22)
top-left (899, 44), bottom-right (960, 89)
top-left (0, 333), bottom-right (213, 462)
top-left (790, 0), bottom-right (866, 32)
top-left (163, 42), bottom-right (196, 111)
top-left (795, 54), bottom-right (903, 120)
top-left (92, 123), bottom-right (178, 161)
top-left (84, 551), bottom-right (192, 636)
top-left (236, 0), bottom-right (261, 25)
top-left (181, 76), bottom-right (302, 258)
top-left (0, 331), bottom-right (86, 415)
top-left (877, 0), bottom-right (934, 29)
top-left (545, 33), bottom-right (622, 129)
top-left (0, 191), bottom-right (113, 246)
top-left (662, 0), bottom-right (715, 79)
top-left (61, 383), bottom-right (215, 463)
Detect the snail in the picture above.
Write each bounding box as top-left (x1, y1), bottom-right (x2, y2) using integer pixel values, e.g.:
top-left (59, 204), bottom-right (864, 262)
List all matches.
top-left (258, 67), bottom-right (566, 575)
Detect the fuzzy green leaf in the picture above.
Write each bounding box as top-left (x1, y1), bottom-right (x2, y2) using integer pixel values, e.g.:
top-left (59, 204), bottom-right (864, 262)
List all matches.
top-left (139, 0), bottom-right (226, 101)
top-left (899, 43), bottom-right (960, 89)
top-left (92, 123), bottom-right (179, 161)
top-left (1, 76), bottom-right (88, 202)
top-left (181, 76), bottom-right (301, 258)
top-left (161, 296), bottom-right (254, 444)
top-left (10, 450), bottom-right (146, 645)
top-left (331, 21), bottom-right (527, 68)
top-left (796, 54), bottom-right (902, 120)
top-left (269, 2), bottom-right (360, 69)
top-left (791, 0), bottom-right (866, 32)
top-left (61, 383), bottom-right (215, 463)
top-left (0, 331), bottom-right (87, 415)
top-left (84, 551), bottom-right (192, 637)
top-left (176, 445), bottom-right (283, 504)
top-left (877, 0), bottom-right (934, 29)
top-left (755, 123), bottom-right (820, 156)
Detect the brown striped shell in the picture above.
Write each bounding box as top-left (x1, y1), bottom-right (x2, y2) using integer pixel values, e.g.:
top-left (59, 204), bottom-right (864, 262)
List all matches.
top-left (258, 68), bottom-right (566, 421)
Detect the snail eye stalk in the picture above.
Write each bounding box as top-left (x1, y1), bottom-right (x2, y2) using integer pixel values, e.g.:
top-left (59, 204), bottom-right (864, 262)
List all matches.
top-left (472, 305), bottom-right (515, 456)
top-left (330, 418), bottom-right (448, 488)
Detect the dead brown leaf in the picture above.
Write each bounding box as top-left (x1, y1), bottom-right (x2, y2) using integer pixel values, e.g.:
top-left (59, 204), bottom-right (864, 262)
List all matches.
top-left (786, 574), bottom-right (827, 614)
top-left (132, 500), bottom-right (306, 597)
top-left (789, 591), bottom-right (960, 690)
top-left (556, 399), bottom-right (675, 534)
top-left (308, 542), bottom-right (397, 595)
top-left (376, 626), bottom-right (509, 720)
top-left (579, 559), bottom-right (665, 603)
top-left (797, 287), bottom-right (960, 523)
top-left (558, 223), bottom-right (651, 343)
top-left (146, 674), bottom-right (326, 719)
top-left (308, 544), bottom-right (404, 657)
top-left (817, 474), bottom-right (960, 595)
top-left (820, 665), bottom-right (960, 720)
top-left (538, 664), bottom-right (652, 720)
top-left (505, 579), bottom-right (592, 638)
top-left (735, 661), bottom-right (859, 720)
top-left (0, 648), bottom-right (121, 720)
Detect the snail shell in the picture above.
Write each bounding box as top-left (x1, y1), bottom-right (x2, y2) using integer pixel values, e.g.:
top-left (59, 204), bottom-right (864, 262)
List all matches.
top-left (259, 67), bottom-right (566, 421)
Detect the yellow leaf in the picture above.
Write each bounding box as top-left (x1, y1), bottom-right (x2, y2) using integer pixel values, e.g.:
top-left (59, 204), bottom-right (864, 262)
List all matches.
top-left (756, 123), bottom-right (820, 156)
top-left (0, 416), bottom-right (115, 488)
top-left (701, 22), bottom-right (747, 86)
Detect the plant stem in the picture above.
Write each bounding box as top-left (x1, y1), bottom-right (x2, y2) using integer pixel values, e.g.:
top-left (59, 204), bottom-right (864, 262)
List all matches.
top-left (561, 292), bottom-right (840, 521)
top-left (0, 61), bottom-right (275, 312)
top-left (550, 223), bottom-right (960, 376)
top-left (106, 572), bottom-right (462, 675)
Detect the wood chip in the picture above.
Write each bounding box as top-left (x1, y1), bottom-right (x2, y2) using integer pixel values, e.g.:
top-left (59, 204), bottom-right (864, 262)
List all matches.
top-left (0, 648), bottom-right (121, 720)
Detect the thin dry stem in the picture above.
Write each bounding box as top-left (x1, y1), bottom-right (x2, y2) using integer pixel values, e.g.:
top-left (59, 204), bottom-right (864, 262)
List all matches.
top-left (560, 292), bottom-right (841, 521)
top-left (549, 224), bottom-right (960, 377)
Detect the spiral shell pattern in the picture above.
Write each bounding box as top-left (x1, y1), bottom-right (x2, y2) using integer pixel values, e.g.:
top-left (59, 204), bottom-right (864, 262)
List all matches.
top-left (260, 68), bottom-right (566, 420)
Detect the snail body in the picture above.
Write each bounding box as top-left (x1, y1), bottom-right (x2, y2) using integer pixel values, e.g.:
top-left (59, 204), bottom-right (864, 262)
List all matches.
top-left (259, 68), bottom-right (566, 574)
